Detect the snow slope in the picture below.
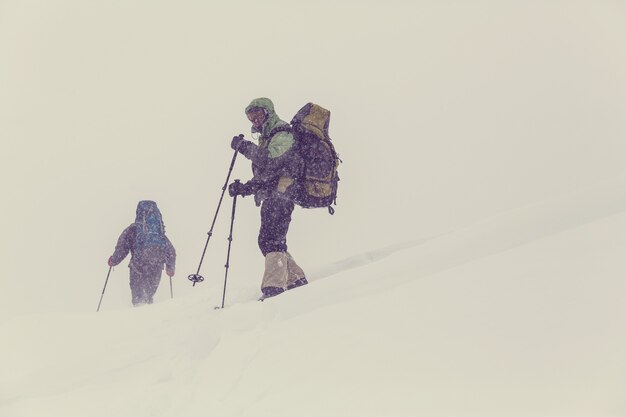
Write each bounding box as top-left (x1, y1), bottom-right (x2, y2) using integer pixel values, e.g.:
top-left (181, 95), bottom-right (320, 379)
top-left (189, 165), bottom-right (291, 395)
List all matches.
top-left (3, 0), bottom-right (626, 321)
top-left (2, 177), bottom-right (625, 417)
top-left (2, 1), bottom-right (626, 416)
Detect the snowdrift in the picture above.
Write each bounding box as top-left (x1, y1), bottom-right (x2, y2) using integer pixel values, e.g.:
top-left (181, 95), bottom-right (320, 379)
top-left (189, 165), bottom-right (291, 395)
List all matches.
top-left (2, 177), bottom-right (626, 417)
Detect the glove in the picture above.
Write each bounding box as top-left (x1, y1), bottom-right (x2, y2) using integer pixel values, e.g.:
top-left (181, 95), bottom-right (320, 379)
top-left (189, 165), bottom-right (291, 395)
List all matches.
top-left (166, 267), bottom-right (175, 277)
top-left (228, 181), bottom-right (254, 197)
top-left (231, 134), bottom-right (245, 151)
top-left (108, 256), bottom-right (115, 267)
top-left (228, 181), bottom-right (243, 197)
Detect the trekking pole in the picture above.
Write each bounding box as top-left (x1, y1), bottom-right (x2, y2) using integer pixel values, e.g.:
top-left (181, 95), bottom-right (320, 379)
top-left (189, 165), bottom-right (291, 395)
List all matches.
top-left (97, 266), bottom-right (113, 312)
top-left (188, 144), bottom-right (240, 286)
top-left (169, 276), bottom-right (173, 299)
top-left (218, 183), bottom-right (239, 309)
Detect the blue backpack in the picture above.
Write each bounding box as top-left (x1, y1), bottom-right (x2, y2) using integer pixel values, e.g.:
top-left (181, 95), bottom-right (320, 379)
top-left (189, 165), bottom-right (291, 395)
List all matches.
top-left (133, 201), bottom-right (167, 261)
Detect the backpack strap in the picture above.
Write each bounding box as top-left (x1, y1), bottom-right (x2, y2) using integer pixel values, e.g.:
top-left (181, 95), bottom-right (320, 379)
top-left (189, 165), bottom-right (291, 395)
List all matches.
top-left (267, 124), bottom-right (292, 138)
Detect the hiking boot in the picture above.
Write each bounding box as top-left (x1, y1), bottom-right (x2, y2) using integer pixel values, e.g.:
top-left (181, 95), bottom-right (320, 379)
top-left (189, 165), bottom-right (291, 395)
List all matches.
top-left (287, 277), bottom-right (308, 290)
top-left (258, 286), bottom-right (284, 301)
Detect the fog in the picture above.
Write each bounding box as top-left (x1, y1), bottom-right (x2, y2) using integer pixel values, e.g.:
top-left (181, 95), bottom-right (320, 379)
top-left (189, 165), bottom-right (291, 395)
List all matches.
top-left (1, 0), bottom-right (625, 318)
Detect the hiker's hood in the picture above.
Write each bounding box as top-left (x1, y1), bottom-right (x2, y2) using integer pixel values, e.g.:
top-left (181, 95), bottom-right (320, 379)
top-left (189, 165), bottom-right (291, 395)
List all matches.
top-left (135, 200), bottom-right (161, 223)
top-left (245, 97), bottom-right (286, 138)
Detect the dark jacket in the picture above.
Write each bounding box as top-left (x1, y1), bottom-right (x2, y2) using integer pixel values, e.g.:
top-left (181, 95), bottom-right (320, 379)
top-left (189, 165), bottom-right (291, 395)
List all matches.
top-left (238, 98), bottom-right (304, 205)
top-left (110, 223), bottom-right (176, 272)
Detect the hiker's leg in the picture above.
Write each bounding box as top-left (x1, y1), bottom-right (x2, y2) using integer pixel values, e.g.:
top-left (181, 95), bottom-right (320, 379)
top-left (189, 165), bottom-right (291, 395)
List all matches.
top-left (258, 197), bottom-right (294, 256)
top-left (285, 252), bottom-right (307, 289)
top-left (261, 251), bottom-right (289, 293)
top-left (144, 267), bottom-right (163, 304)
top-left (129, 267), bottom-right (148, 306)
top-left (258, 197), bottom-right (295, 295)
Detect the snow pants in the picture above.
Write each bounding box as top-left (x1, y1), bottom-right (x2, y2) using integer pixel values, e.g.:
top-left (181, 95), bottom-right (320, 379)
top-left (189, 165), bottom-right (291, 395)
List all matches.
top-left (261, 251), bottom-right (306, 290)
top-left (258, 197), bottom-right (306, 290)
top-left (129, 266), bottom-right (162, 306)
top-left (258, 196), bottom-right (294, 256)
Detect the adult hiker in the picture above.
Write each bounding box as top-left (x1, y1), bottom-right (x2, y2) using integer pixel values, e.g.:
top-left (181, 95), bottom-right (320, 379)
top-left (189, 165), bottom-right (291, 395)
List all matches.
top-left (108, 200), bottom-right (177, 306)
top-left (228, 97), bottom-right (308, 300)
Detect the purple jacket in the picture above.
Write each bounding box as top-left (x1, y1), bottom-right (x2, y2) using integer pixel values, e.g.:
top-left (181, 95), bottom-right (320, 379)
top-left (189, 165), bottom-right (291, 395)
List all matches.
top-left (110, 224), bottom-right (176, 273)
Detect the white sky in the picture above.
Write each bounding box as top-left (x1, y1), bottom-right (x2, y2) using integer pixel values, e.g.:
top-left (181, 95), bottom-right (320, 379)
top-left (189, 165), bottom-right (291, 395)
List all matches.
top-left (1, 1), bottom-right (626, 319)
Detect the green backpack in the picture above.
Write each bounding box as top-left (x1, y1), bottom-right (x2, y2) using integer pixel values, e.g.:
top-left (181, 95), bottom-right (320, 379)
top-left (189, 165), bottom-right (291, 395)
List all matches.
top-left (290, 103), bottom-right (341, 214)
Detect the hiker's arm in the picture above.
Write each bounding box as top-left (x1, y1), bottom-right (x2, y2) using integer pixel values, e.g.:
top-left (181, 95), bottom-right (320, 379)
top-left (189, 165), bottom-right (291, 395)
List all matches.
top-left (231, 139), bottom-right (299, 195)
top-left (251, 132), bottom-right (295, 176)
top-left (164, 237), bottom-right (176, 273)
top-left (110, 225), bottom-right (134, 266)
top-left (266, 132), bottom-right (294, 159)
top-left (236, 139), bottom-right (269, 168)
top-left (237, 132), bottom-right (293, 168)
top-left (266, 132), bottom-right (302, 177)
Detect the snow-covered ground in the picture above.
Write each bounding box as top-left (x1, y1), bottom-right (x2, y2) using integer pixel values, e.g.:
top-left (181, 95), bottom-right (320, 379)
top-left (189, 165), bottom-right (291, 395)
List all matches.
top-left (2, 1), bottom-right (626, 416)
top-left (2, 177), bottom-right (625, 417)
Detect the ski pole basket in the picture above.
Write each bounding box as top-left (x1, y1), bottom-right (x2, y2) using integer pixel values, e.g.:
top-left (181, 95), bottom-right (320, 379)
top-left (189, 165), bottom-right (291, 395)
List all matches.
top-left (187, 274), bottom-right (205, 284)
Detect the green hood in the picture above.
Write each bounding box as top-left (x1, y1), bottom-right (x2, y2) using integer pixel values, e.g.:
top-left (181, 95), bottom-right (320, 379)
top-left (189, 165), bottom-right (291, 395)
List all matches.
top-left (245, 97), bottom-right (287, 138)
